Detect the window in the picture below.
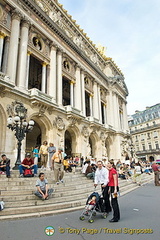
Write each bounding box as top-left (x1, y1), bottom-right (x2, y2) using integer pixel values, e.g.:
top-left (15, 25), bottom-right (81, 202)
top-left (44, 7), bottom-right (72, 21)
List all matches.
top-left (153, 131), bottom-right (158, 138)
top-left (148, 143), bottom-right (152, 150)
top-left (142, 144), bottom-right (145, 151)
top-left (147, 133), bottom-right (151, 138)
top-left (155, 142), bottom-right (159, 150)
top-left (141, 134), bottom-right (144, 140)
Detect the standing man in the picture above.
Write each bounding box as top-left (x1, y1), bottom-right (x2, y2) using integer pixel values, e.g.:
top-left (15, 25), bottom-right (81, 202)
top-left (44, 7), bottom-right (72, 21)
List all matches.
top-left (0, 154), bottom-right (10, 178)
top-left (151, 159), bottom-right (160, 186)
top-left (107, 160), bottom-right (120, 222)
top-left (52, 147), bottom-right (64, 185)
top-left (94, 160), bottom-right (111, 216)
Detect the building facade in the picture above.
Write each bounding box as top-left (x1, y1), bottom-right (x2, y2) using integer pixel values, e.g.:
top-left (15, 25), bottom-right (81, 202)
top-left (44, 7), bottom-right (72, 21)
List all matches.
top-left (0, 0), bottom-right (129, 167)
top-left (128, 104), bottom-right (160, 161)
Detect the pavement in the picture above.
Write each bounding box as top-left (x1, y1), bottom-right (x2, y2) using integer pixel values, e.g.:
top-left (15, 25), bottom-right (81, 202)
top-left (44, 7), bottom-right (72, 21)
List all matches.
top-left (0, 181), bottom-right (159, 240)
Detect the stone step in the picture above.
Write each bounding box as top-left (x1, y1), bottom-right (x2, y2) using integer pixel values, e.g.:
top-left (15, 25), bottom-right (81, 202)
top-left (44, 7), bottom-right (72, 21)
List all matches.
top-left (0, 173), bottom-right (153, 220)
top-left (0, 199), bottom-right (86, 216)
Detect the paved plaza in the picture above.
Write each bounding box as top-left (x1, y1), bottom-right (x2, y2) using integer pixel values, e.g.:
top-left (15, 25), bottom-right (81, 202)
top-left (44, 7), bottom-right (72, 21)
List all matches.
top-left (0, 182), bottom-right (159, 240)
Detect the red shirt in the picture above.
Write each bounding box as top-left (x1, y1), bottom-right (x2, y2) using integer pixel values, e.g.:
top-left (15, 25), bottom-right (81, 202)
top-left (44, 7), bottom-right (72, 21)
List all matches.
top-left (108, 167), bottom-right (118, 187)
top-left (152, 163), bottom-right (159, 172)
top-left (22, 158), bottom-right (34, 166)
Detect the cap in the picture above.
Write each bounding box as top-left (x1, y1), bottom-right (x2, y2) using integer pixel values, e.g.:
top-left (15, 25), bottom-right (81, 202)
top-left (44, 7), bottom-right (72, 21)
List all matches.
top-left (26, 153), bottom-right (31, 157)
top-left (58, 147), bottom-right (63, 151)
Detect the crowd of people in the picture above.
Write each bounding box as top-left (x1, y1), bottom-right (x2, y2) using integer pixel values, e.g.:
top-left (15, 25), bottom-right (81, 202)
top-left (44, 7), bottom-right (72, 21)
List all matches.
top-left (0, 145), bottom-right (160, 220)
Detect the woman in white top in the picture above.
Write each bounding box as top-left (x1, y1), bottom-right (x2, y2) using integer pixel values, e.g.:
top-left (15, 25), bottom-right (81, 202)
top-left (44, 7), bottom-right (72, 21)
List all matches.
top-left (133, 163), bottom-right (142, 185)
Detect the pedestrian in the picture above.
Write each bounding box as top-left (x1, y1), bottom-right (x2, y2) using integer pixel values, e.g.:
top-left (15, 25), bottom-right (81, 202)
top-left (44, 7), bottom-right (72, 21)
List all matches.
top-left (19, 153), bottom-right (38, 177)
top-left (39, 141), bottom-right (48, 170)
top-left (151, 160), bottom-right (160, 186)
top-left (107, 160), bottom-right (120, 222)
top-left (132, 163), bottom-right (142, 185)
top-left (0, 154), bottom-right (11, 178)
top-left (32, 146), bottom-right (39, 165)
top-left (48, 143), bottom-right (56, 170)
top-left (34, 172), bottom-right (54, 200)
top-left (94, 160), bottom-right (112, 217)
top-left (52, 147), bottom-right (64, 185)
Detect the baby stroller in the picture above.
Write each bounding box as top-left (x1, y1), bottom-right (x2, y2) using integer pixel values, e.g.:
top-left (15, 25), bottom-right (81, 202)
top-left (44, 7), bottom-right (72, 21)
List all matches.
top-left (79, 191), bottom-right (106, 223)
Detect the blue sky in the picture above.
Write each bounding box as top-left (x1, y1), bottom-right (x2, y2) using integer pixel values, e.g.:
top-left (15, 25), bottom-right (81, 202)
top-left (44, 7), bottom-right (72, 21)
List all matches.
top-left (59, 0), bottom-right (160, 115)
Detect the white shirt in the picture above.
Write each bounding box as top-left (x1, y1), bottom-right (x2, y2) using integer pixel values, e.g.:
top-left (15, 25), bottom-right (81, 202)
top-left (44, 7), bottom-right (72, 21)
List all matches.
top-left (94, 167), bottom-right (109, 185)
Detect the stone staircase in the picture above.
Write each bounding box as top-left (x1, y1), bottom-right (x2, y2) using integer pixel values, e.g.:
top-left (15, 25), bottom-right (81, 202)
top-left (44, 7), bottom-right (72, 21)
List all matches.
top-left (0, 169), bottom-right (153, 221)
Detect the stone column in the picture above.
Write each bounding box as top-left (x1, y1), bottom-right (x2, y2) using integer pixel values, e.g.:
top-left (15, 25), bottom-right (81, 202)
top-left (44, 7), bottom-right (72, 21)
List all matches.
top-left (80, 70), bottom-right (85, 116)
top-left (74, 65), bottom-right (81, 111)
top-left (2, 36), bottom-right (9, 74)
top-left (107, 91), bottom-right (114, 127)
top-left (103, 103), bottom-right (107, 124)
top-left (0, 32), bottom-right (5, 70)
top-left (17, 19), bottom-right (30, 89)
top-left (7, 10), bottom-right (21, 84)
top-left (70, 81), bottom-right (74, 107)
top-left (113, 92), bottom-right (120, 130)
top-left (41, 62), bottom-right (47, 93)
top-left (89, 94), bottom-right (93, 117)
top-left (48, 44), bottom-right (57, 102)
top-left (93, 81), bottom-right (99, 119)
top-left (97, 84), bottom-right (102, 123)
top-left (57, 49), bottom-right (63, 105)
top-left (25, 51), bottom-right (31, 89)
top-left (123, 101), bottom-right (129, 131)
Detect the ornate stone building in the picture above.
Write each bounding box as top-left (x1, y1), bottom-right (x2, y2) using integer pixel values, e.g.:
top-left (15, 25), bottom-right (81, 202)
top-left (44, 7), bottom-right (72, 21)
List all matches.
top-left (128, 104), bottom-right (160, 161)
top-left (0, 0), bottom-right (129, 166)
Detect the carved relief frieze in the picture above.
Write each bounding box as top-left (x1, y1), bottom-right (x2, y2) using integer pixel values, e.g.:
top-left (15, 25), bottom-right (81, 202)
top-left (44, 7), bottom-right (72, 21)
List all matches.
top-left (84, 75), bottom-right (93, 92)
top-left (54, 116), bottom-right (65, 131)
top-left (81, 126), bottom-right (89, 138)
top-left (0, 4), bottom-right (11, 28)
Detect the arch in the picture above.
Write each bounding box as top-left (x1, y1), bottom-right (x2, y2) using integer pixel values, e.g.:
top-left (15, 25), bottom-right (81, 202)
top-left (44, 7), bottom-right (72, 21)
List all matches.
top-left (64, 126), bottom-right (80, 156)
top-left (26, 114), bottom-right (52, 153)
top-left (89, 132), bottom-right (99, 158)
top-left (105, 136), bottom-right (113, 160)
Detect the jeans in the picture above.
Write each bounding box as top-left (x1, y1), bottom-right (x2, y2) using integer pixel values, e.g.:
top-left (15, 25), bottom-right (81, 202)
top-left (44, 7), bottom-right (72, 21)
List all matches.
top-left (35, 188), bottom-right (53, 199)
top-left (0, 165), bottom-right (10, 176)
top-left (19, 165), bottom-right (37, 175)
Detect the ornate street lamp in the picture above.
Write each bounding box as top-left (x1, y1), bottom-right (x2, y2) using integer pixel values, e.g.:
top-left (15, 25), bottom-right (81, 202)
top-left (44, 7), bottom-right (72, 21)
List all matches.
top-left (7, 101), bottom-right (34, 169)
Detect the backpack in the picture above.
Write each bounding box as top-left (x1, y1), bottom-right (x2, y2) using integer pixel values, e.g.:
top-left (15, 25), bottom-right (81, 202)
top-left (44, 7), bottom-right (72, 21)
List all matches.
top-left (24, 168), bottom-right (33, 177)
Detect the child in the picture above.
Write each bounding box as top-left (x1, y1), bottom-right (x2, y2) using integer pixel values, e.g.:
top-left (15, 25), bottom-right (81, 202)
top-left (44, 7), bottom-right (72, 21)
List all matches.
top-left (85, 196), bottom-right (96, 215)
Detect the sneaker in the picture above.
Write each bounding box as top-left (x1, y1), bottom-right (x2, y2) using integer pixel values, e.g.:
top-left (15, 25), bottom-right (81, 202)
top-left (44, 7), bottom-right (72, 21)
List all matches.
top-left (56, 182), bottom-right (59, 185)
top-left (34, 174), bottom-right (38, 177)
top-left (1, 172), bottom-right (5, 175)
top-left (19, 174), bottom-right (24, 178)
top-left (60, 179), bottom-right (64, 183)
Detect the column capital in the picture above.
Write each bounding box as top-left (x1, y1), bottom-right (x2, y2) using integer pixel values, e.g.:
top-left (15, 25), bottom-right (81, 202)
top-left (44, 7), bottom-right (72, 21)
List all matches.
top-left (0, 31), bottom-right (6, 38)
top-left (11, 9), bottom-right (22, 21)
top-left (42, 62), bottom-right (47, 67)
top-left (21, 17), bottom-right (31, 29)
top-left (49, 40), bottom-right (57, 49)
top-left (70, 80), bottom-right (75, 84)
top-left (27, 50), bottom-right (32, 56)
top-left (57, 47), bottom-right (63, 53)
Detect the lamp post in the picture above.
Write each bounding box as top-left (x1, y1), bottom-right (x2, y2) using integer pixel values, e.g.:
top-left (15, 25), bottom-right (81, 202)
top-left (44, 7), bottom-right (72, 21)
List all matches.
top-left (7, 101), bottom-right (34, 169)
top-left (128, 138), bottom-right (135, 160)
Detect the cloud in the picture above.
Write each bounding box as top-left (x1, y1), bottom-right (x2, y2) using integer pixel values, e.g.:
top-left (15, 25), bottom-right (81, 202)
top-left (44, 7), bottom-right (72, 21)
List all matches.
top-left (60, 0), bottom-right (160, 114)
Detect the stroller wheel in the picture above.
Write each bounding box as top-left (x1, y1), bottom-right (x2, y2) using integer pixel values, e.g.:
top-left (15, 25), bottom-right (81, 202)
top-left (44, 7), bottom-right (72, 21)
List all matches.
top-left (92, 211), bottom-right (96, 216)
top-left (79, 216), bottom-right (85, 221)
top-left (88, 219), bottom-right (94, 223)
